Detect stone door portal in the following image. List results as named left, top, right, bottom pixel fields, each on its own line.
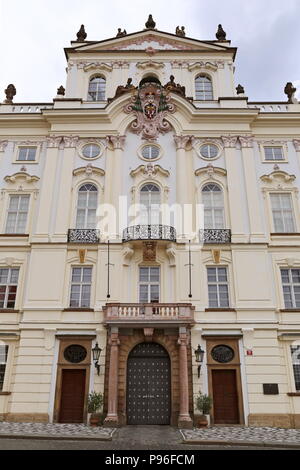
left=127, top=342, right=171, bottom=425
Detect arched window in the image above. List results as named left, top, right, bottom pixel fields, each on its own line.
left=140, top=184, right=161, bottom=224
left=195, top=75, right=213, bottom=100
left=87, top=76, right=106, bottom=101
left=76, top=184, right=98, bottom=229
left=202, top=184, right=225, bottom=228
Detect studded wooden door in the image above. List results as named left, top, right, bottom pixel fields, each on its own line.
left=127, top=342, right=171, bottom=425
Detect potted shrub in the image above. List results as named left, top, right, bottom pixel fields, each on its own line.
left=195, top=392, right=213, bottom=428
left=87, top=391, right=104, bottom=426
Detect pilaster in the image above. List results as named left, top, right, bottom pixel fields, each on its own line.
left=293, top=140, right=300, bottom=172
left=174, top=135, right=193, bottom=240
left=104, top=328, right=120, bottom=426
left=177, top=327, right=193, bottom=428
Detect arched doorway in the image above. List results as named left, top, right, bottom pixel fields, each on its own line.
left=127, top=342, right=171, bottom=425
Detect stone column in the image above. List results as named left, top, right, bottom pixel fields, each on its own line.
left=174, top=135, right=193, bottom=239
left=221, top=135, right=246, bottom=243
left=177, top=327, right=193, bottom=428
left=105, top=135, right=126, bottom=239
left=104, top=328, right=120, bottom=426
left=53, top=135, right=78, bottom=242
left=33, top=136, right=62, bottom=242
left=239, top=136, right=265, bottom=242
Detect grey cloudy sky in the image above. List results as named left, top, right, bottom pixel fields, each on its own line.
left=0, top=0, right=299, bottom=102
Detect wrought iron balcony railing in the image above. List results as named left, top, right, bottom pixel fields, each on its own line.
left=199, top=229, right=231, bottom=244
left=104, top=303, right=194, bottom=324
left=123, top=225, right=176, bottom=242
left=68, top=229, right=100, bottom=243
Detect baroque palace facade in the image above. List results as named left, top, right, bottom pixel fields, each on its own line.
left=0, top=16, right=300, bottom=428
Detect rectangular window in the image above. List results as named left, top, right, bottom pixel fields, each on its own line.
left=0, top=268, right=19, bottom=309
left=290, top=345, right=300, bottom=391
left=264, top=147, right=284, bottom=161
left=139, top=266, right=160, bottom=303
left=270, top=193, right=295, bottom=233
left=207, top=266, right=229, bottom=308
left=69, top=267, right=92, bottom=308
left=0, top=345, right=8, bottom=391
left=281, top=268, right=300, bottom=309
left=17, top=147, right=37, bottom=161
left=5, top=195, right=30, bottom=234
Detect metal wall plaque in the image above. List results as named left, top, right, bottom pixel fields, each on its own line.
left=211, top=345, right=234, bottom=363
left=64, top=344, right=87, bottom=363
left=263, top=384, right=279, bottom=395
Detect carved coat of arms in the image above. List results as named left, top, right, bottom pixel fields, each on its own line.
left=124, top=82, right=176, bottom=140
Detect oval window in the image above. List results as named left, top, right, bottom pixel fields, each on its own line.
left=200, top=144, right=219, bottom=159
left=211, top=345, right=234, bottom=363
left=141, top=145, right=160, bottom=161
left=82, top=144, right=101, bottom=159
left=64, top=344, right=87, bottom=363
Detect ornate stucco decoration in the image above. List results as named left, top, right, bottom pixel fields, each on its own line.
left=4, top=172, right=40, bottom=185
left=136, top=61, right=165, bottom=70
left=166, top=243, right=176, bottom=267
left=0, top=141, right=8, bottom=152
left=191, top=136, right=224, bottom=150
left=188, top=60, right=225, bottom=71
left=83, top=62, right=113, bottom=72
left=124, top=82, right=176, bottom=140
left=293, top=140, right=300, bottom=152
left=195, top=166, right=227, bottom=180
left=73, top=166, right=105, bottom=178
left=260, top=171, right=296, bottom=185
left=122, top=244, right=134, bottom=266
left=130, top=164, right=170, bottom=179
left=239, top=136, right=254, bottom=148
left=221, top=135, right=238, bottom=148
left=143, top=241, right=157, bottom=261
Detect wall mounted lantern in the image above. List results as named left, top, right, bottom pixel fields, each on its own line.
left=92, top=342, right=102, bottom=375
left=195, top=344, right=205, bottom=378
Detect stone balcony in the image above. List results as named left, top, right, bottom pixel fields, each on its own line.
left=103, top=303, right=194, bottom=326
left=122, top=225, right=176, bottom=242
left=67, top=229, right=100, bottom=243
left=199, top=228, right=231, bottom=244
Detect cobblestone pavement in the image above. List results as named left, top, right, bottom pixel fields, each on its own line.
left=181, top=426, right=300, bottom=446
left=0, top=422, right=114, bottom=439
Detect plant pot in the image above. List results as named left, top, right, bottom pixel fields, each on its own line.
left=197, top=414, right=208, bottom=428
left=89, top=413, right=101, bottom=427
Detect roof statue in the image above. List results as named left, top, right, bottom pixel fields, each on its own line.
left=76, top=24, right=87, bottom=41
left=216, top=24, right=226, bottom=41
left=57, top=85, right=65, bottom=96
left=145, top=14, right=156, bottom=29
left=112, top=78, right=136, bottom=99
left=236, top=84, right=245, bottom=95
left=284, top=82, right=297, bottom=103
left=116, top=28, right=127, bottom=37
left=175, top=26, right=186, bottom=37
left=4, top=84, right=16, bottom=104
left=164, top=75, right=186, bottom=97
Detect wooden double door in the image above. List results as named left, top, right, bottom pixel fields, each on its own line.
left=127, top=342, right=171, bottom=425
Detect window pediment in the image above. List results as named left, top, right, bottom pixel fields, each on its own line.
left=260, top=170, right=296, bottom=187
left=4, top=172, right=39, bottom=185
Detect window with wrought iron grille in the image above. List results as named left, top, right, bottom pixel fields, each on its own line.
left=207, top=266, right=229, bottom=308
left=281, top=268, right=300, bottom=309
left=0, top=345, right=8, bottom=391
left=195, top=75, right=213, bottom=100
left=264, top=146, right=284, bottom=161
left=87, top=76, right=106, bottom=101
left=70, top=267, right=92, bottom=308
left=139, top=266, right=160, bottom=303
left=17, top=147, right=37, bottom=161
left=290, top=345, right=300, bottom=391
left=0, top=268, right=19, bottom=309
left=202, top=184, right=225, bottom=229
left=76, top=184, right=98, bottom=229
left=270, top=193, right=296, bottom=233
left=5, top=195, right=30, bottom=234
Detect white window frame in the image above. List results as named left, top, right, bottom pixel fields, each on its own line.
left=138, top=266, right=160, bottom=303
left=87, top=76, right=106, bottom=101
left=69, top=266, right=93, bottom=308
left=263, top=146, right=284, bottom=162
left=13, top=143, right=42, bottom=164
left=207, top=266, right=230, bottom=308
left=75, top=184, right=98, bottom=229
left=290, top=345, right=300, bottom=391
left=0, top=267, right=19, bottom=309
left=139, top=183, right=161, bottom=225
left=201, top=183, right=225, bottom=229
left=281, top=268, right=300, bottom=309
left=258, top=141, right=288, bottom=163
left=270, top=192, right=296, bottom=233
left=5, top=194, right=30, bottom=234
left=0, top=344, right=9, bottom=391
left=195, top=75, right=213, bottom=101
